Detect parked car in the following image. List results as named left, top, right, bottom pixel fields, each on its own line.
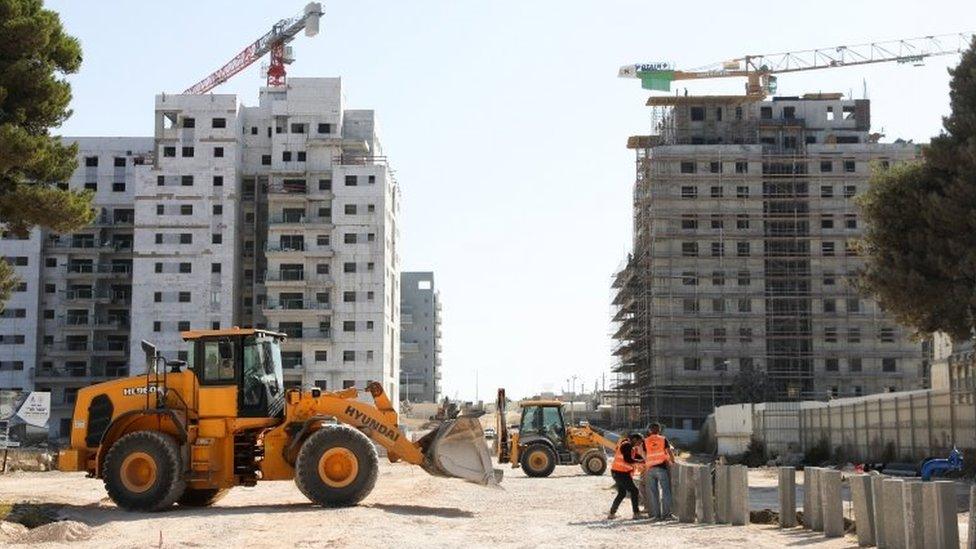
left=483, top=427, right=496, bottom=439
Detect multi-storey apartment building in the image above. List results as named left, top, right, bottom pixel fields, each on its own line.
left=400, top=272, right=442, bottom=403
left=0, top=137, right=153, bottom=436
left=0, top=78, right=401, bottom=438
left=611, top=93, right=929, bottom=431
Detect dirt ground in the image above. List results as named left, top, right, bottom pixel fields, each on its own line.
left=2, top=462, right=942, bottom=549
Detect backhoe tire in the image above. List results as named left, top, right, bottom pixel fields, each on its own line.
left=580, top=450, right=607, bottom=476
left=295, top=424, right=378, bottom=507
left=103, top=431, right=186, bottom=512
left=177, top=488, right=229, bottom=507
left=520, top=444, right=556, bottom=478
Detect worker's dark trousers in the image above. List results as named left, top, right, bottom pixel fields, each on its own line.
left=610, top=470, right=640, bottom=515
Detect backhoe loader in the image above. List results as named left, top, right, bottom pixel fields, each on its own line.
left=59, top=328, right=499, bottom=511
left=495, top=388, right=618, bottom=478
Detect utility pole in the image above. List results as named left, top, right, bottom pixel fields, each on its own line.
left=475, top=370, right=479, bottom=404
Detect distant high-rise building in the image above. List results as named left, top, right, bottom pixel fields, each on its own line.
left=610, top=93, right=929, bottom=431
left=400, top=272, right=441, bottom=403
left=0, top=78, right=402, bottom=437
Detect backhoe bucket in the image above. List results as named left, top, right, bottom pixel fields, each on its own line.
left=420, top=417, right=502, bottom=486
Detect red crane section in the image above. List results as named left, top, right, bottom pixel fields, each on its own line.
left=184, top=2, right=323, bottom=95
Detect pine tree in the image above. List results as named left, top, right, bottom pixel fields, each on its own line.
left=0, top=0, right=90, bottom=306
left=857, top=38, right=976, bottom=339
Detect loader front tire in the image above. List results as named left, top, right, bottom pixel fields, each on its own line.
left=103, top=431, right=186, bottom=512
left=520, top=444, right=556, bottom=477
left=177, top=488, right=229, bottom=507
left=580, top=450, right=607, bottom=476
left=295, top=424, right=378, bottom=507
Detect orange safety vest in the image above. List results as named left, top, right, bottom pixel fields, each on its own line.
left=611, top=439, right=634, bottom=473
left=644, top=434, right=669, bottom=467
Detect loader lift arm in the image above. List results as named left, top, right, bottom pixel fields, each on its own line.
left=281, top=382, right=498, bottom=485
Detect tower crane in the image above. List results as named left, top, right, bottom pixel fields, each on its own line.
left=619, top=32, right=974, bottom=98
left=183, top=2, right=324, bottom=95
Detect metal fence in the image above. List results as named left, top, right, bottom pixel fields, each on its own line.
left=798, top=387, right=975, bottom=462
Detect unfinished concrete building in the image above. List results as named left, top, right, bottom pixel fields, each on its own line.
left=399, top=271, right=442, bottom=403
left=611, top=94, right=930, bottom=431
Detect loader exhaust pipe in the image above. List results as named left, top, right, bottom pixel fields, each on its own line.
left=417, top=416, right=502, bottom=486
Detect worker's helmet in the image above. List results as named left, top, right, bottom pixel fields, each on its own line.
left=647, top=422, right=662, bottom=434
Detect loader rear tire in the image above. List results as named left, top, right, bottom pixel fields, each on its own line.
left=295, top=424, right=378, bottom=507
left=580, top=450, right=607, bottom=476
left=103, top=431, right=186, bottom=512
left=520, top=444, right=556, bottom=478
left=177, top=488, right=229, bottom=507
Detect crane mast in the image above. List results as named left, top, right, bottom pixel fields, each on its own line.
left=619, top=31, right=974, bottom=97
left=183, top=2, right=323, bottom=95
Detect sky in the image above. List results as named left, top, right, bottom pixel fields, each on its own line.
left=47, top=0, right=974, bottom=402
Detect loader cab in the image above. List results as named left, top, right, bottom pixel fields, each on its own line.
left=182, top=328, right=286, bottom=418
left=518, top=401, right=568, bottom=449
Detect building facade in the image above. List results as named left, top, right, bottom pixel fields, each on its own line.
left=0, top=78, right=401, bottom=438
left=400, top=272, right=441, bottom=403
left=611, top=93, right=929, bottom=431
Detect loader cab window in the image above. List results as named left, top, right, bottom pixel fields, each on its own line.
left=240, top=336, right=285, bottom=418
left=520, top=406, right=565, bottom=442
left=201, top=339, right=236, bottom=384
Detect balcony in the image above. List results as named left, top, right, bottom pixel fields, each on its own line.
left=265, top=299, right=332, bottom=311
left=268, top=215, right=333, bottom=228
left=65, top=263, right=132, bottom=279
left=263, top=272, right=333, bottom=286
left=265, top=244, right=334, bottom=257
left=46, top=340, right=129, bottom=356
left=276, top=328, right=332, bottom=344
left=34, top=364, right=129, bottom=383
left=64, top=289, right=130, bottom=305
left=401, top=342, right=420, bottom=353
left=91, top=215, right=134, bottom=228
left=47, top=240, right=132, bottom=253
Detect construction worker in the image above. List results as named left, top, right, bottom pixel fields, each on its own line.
left=643, top=422, right=676, bottom=520
left=608, top=433, right=644, bottom=520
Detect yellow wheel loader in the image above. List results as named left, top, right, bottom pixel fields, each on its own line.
left=59, top=328, right=500, bottom=511
left=495, top=388, right=618, bottom=478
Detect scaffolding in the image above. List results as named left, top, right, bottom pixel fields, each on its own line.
left=610, top=94, right=929, bottom=430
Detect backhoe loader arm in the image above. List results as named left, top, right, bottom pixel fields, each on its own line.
left=285, top=382, right=424, bottom=465
left=573, top=424, right=620, bottom=451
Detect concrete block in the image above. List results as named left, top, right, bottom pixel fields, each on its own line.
left=715, top=464, right=730, bottom=524
left=902, top=481, right=924, bottom=549
left=820, top=469, right=844, bottom=538
left=807, top=468, right=824, bottom=531
left=778, top=467, right=797, bottom=528
left=802, top=467, right=815, bottom=529
left=677, top=464, right=697, bottom=523
left=849, top=474, right=876, bottom=547
left=882, top=478, right=906, bottom=549
left=871, top=474, right=888, bottom=548
left=695, top=464, right=715, bottom=523
left=668, top=463, right=681, bottom=516
left=922, top=481, right=959, bottom=549
left=968, top=484, right=976, bottom=549
left=729, top=464, right=749, bottom=526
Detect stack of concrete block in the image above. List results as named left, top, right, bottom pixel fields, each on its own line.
left=728, top=464, right=749, bottom=525
left=903, top=480, right=925, bottom=549
left=870, top=474, right=887, bottom=547
left=778, top=467, right=797, bottom=528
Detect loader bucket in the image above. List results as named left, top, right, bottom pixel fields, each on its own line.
left=419, top=417, right=502, bottom=486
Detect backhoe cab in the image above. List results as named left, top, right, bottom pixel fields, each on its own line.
left=59, top=328, right=500, bottom=512
left=495, top=388, right=618, bottom=478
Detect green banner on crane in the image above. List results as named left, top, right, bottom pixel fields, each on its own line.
left=637, top=71, right=675, bottom=92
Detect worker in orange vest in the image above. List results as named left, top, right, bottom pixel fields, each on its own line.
left=608, top=433, right=644, bottom=520
left=643, top=422, right=676, bottom=520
